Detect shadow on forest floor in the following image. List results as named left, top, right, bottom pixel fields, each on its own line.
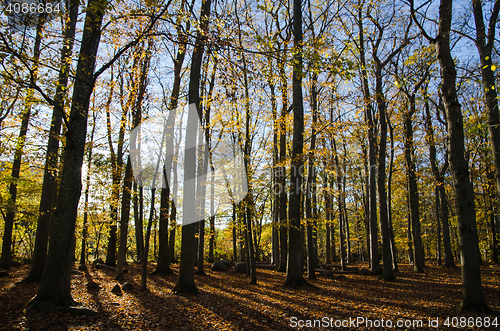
left=0, top=261, right=499, bottom=330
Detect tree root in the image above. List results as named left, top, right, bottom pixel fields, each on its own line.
left=173, top=282, right=199, bottom=295
left=26, top=298, right=97, bottom=316
left=284, top=276, right=310, bottom=288
left=151, top=266, right=175, bottom=276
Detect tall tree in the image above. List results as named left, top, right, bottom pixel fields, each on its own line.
left=411, top=0, right=489, bottom=312
left=472, top=0, right=500, bottom=205
left=369, top=6, right=411, bottom=281
left=423, top=93, right=454, bottom=267
left=393, top=55, right=429, bottom=273
left=79, top=110, right=97, bottom=270
left=174, top=0, right=212, bottom=295
left=154, top=0, right=190, bottom=274
left=26, top=0, right=108, bottom=312
left=118, top=43, right=152, bottom=280
left=0, top=14, right=45, bottom=270
left=284, top=0, right=308, bottom=288
left=356, top=1, right=379, bottom=273
left=26, top=2, right=78, bottom=281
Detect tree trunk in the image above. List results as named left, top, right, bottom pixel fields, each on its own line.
left=246, top=198, right=257, bottom=284
left=333, top=139, right=347, bottom=271
left=155, top=15, right=188, bottom=273
left=407, top=192, right=414, bottom=264
left=79, top=111, right=97, bottom=270
left=169, top=204, right=177, bottom=263
left=174, top=0, right=212, bottom=295
left=404, top=97, right=424, bottom=273
left=473, top=0, right=500, bottom=214
left=423, top=92, right=454, bottom=268
left=374, top=65, right=395, bottom=281
left=358, top=6, right=379, bottom=273
left=387, top=117, right=398, bottom=272
left=284, top=0, right=308, bottom=288
left=436, top=185, right=442, bottom=266
left=134, top=182, right=144, bottom=261
left=0, top=14, right=45, bottom=270
left=152, top=183, right=173, bottom=275
left=104, top=72, right=118, bottom=267
left=342, top=152, right=350, bottom=264
left=26, top=0, right=105, bottom=311
left=232, top=203, right=237, bottom=261
left=324, top=168, right=331, bottom=265
left=116, top=157, right=133, bottom=280
left=427, top=0, right=488, bottom=311
left=27, top=4, right=78, bottom=280
left=306, top=73, right=318, bottom=279
left=276, top=52, right=288, bottom=273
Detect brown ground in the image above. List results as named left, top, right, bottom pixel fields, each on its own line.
left=0, top=261, right=499, bottom=330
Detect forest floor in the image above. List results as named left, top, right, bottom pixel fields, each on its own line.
left=0, top=261, right=499, bottom=330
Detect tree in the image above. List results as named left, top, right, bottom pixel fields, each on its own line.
left=423, top=90, right=455, bottom=268
left=117, top=43, right=152, bottom=280
left=472, top=0, right=500, bottom=205
left=174, top=0, right=212, bottom=295
left=0, top=13, right=45, bottom=270
left=153, top=0, right=189, bottom=274
left=27, top=1, right=79, bottom=281
left=356, top=0, right=379, bottom=273
left=369, top=4, right=411, bottom=281
left=79, top=110, right=98, bottom=270
left=26, top=0, right=108, bottom=312
left=284, top=0, right=308, bottom=288
left=411, top=0, right=489, bottom=312
left=393, top=49, right=430, bottom=273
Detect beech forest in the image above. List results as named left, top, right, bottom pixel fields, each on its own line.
left=1, top=0, right=500, bottom=330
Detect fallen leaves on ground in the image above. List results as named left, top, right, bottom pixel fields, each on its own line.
left=0, top=261, right=499, bottom=330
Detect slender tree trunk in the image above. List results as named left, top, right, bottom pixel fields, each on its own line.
left=487, top=170, right=499, bottom=263
left=168, top=106, right=184, bottom=264
left=116, top=157, right=133, bottom=280
left=404, top=97, right=424, bottom=273
left=196, top=56, right=217, bottom=275
left=325, top=168, right=331, bottom=265
left=174, top=0, right=212, bottom=295
left=169, top=204, right=177, bottom=263
left=134, top=182, right=144, bottom=261
left=153, top=181, right=173, bottom=275
left=436, top=186, right=442, bottom=266
left=79, top=111, right=97, bottom=270
left=246, top=197, right=257, bottom=284
left=374, top=63, right=395, bottom=281
left=0, top=14, right=45, bottom=270
left=407, top=192, right=414, bottom=264
left=358, top=6, right=379, bottom=273
left=342, top=152, right=350, bottom=264
left=333, top=139, right=346, bottom=271
left=423, top=94, right=454, bottom=267
left=473, top=0, right=500, bottom=210
left=104, top=72, right=118, bottom=267
left=232, top=203, right=237, bottom=261
left=276, top=53, right=288, bottom=273
left=387, top=117, right=398, bottom=272
left=306, top=73, right=318, bottom=279
left=284, top=0, right=307, bottom=288
left=156, top=14, right=188, bottom=273
left=208, top=174, right=216, bottom=262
